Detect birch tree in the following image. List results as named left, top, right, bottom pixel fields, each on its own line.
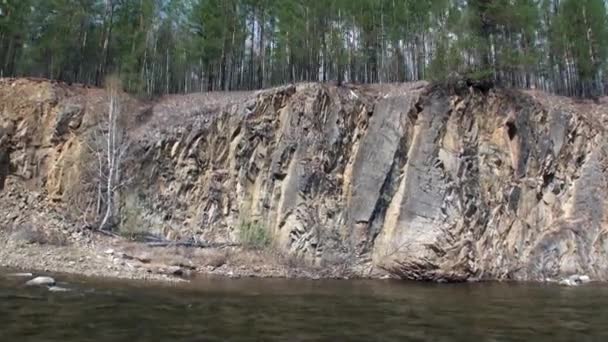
left=88, top=76, right=130, bottom=231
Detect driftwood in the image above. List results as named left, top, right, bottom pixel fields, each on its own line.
left=146, top=241, right=241, bottom=249
left=82, top=223, right=238, bottom=249
left=82, top=224, right=122, bottom=238
left=97, top=229, right=122, bottom=238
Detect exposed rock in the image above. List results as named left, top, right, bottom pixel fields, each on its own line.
left=579, top=275, right=591, bottom=283
left=165, top=266, right=192, bottom=278
left=0, top=146, right=8, bottom=191
left=53, top=104, right=83, bottom=142
left=134, top=254, right=152, bottom=264
left=3, top=78, right=608, bottom=282
left=26, top=276, right=56, bottom=287
left=559, top=275, right=591, bottom=287
left=48, top=286, right=71, bottom=292
left=0, top=121, right=11, bottom=191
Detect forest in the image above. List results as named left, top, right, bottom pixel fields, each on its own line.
left=1, top=0, right=607, bottom=97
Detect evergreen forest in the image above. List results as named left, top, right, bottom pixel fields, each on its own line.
left=1, top=0, right=607, bottom=97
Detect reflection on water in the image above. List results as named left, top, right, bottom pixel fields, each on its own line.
left=1, top=270, right=607, bottom=341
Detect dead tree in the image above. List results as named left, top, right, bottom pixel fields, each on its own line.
left=87, top=76, right=130, bottom=231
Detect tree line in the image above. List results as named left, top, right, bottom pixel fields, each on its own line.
left=1, top=0, right=607, bottom=97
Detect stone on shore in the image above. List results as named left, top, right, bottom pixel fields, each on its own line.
left=48, top=286, right=70, bottom=292
left=25, top=276, right=56, bottom=287
left=559, top=275, right=591, bottom=286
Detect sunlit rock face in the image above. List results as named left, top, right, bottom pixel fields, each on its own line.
left=2, top=77, right=608, bottom=282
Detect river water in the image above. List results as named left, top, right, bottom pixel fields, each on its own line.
left=1, top=271, right=607, bottom=341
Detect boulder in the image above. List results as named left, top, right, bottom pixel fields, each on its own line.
left=559, top=275, right=591, bottom=286
left=53, top=104, right=83, bottom=140
left=166, top=266, right=193, bottom=278
left=25, top=276, right=56, bottom=287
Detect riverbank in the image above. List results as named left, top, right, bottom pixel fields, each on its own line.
left=0, top=225, right=353, bottom=282
left=0, top=178, right=353, bottom=282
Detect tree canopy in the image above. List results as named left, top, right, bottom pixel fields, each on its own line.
left=1, top=0, right=607, bottom=97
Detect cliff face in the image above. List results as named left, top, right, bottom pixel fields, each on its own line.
left=2, top=78, right=608, bottom=282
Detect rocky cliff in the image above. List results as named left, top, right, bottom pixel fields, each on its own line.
left=2, top=78, right=608, bottom=282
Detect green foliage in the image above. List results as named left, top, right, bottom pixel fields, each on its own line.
left=551, top=0, right=608, bottom=95
left=428, top=38, right=464, bottom=82
left=238, top=221, right=271, bottom=250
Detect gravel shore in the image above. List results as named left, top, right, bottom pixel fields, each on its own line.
left=0, top=227, right=348, bottom=283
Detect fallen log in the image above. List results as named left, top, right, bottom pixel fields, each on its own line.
left=146, top=241, right=241, bottom=249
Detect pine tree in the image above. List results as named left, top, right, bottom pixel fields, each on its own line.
left=1, top=0, right=608, bottom=98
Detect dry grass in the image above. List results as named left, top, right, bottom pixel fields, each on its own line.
left=115, top=242, right=234, bottom=269
left=237, top=221, right=271, bottom=250
left=202, top=249, right=230, bottom=268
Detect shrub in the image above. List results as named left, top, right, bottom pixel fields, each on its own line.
left=9, top=224, right=68, bottom=246
left=10, top=225, right=46, bottom=245
left=119, top=202, right=150, bottom=240
left=204, top=249, right=230, bottom=268
left=238, top=221, right=271, bottom=250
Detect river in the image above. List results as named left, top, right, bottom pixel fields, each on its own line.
left=1, top=270, right=607, bottom=341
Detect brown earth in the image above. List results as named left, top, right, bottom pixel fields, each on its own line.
left=2, top=77, right=608, bottom=282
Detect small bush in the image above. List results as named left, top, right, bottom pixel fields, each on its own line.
left=238, top=221, right=271, bottom=250
left=10, top=225, right=46, bottom=245
left=204, top=250, right=230, bottom=268
left=45, top=230, right=69, bottom=246
left=9, top=224, right=68, bottom=246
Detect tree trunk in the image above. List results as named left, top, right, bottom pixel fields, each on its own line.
left=249, top=6, right=256, bottom=89
left=258, top=9, right=265, bottom=89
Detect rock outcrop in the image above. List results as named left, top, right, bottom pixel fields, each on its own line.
left=2, top=77, right=608, bottom=282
